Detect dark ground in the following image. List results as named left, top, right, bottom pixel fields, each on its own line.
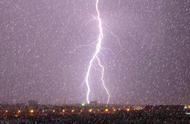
left=0, top=110, right=190, bottom=124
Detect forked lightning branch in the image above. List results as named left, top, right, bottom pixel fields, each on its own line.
left=85, top=0, right=110, bottom=104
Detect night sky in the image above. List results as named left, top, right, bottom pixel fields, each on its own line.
left=0, top=0, right=190, bottom=105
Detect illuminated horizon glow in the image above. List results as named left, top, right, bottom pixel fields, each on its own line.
left=85, top=0, right=110, bottom=104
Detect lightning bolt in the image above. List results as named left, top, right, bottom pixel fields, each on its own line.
left=85, top=0, right=110, bottom=104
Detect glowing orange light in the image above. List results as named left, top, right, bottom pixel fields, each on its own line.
left=188, top=105, right=190, bottom=109
left=30, top=109, right=34, bottom=113
left=184, top=105, right=190, bottom=109
left=17, top=110, right=21, bottom=113
left=88, top=109, right=93, bottom=113
left=126, top=108, right=130, bottom=112
left=105, top=108, right=109, bottom=112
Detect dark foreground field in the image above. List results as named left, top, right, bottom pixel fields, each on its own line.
left=0, top=105, right=190, bottom=124
left=1, top=111, right=190, bottom=124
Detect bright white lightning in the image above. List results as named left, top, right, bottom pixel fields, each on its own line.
left=85, top=0, right=110, bottom=104
left=96, top=56, right=110, bottom=104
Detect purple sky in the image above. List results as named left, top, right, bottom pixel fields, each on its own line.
left=0, top=0, right=190, bottom=105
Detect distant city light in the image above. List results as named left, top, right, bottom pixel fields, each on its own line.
left=134, top=106, right=144, bottom=111
left=88, top=109, right=93, bottom=113
left=113, top=108, right=116, bottom=112
left=17, top=110, right=21, bottom=113
left=80, top=109, right=83, bottom=112
left=126, top=108, right=130, bottom=112
left=71, top=109, right=75, bottom=113
left=81, top=103, right=85, bottom=106
left=30, top=109, right=34, bottom=113
left=184, top=106, right=188, bottom=109
left=186, top=112, right=190, bottom=115
left=184, top=105, right=190, bottom=109
left=105, top=108, right=109, bottom=112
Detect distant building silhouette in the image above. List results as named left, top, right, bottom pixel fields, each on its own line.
left=28, top=100, right=38, bottom=106
left=90, top=101, right=98, bottom=106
